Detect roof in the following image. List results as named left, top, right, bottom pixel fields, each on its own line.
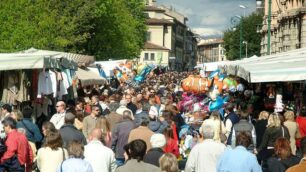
left=143, top=42, right=169, bottom=50
left=146, top=18, right=173, bottom=25
left=145, top=6, right=165, bottom=12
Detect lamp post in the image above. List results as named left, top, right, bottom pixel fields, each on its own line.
left=243, top=41, right=248, bottom=58
left=231, top=15, right=243, bottom=59
left=239, top=5, right=247, bottom=17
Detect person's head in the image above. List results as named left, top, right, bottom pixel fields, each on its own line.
left=125, top=94, right=132, bottom=104
left=267, top=112, right=281, bottom=128
left=91, top=95, right=99, bottom=104
left=140, top=116, right=150, bottom=127
left=11, top=109, right=23, bottom=121
left=88, top=128, right=103, bottom=142
left=108, top=102, right=119, bottom=112
left=159, top=153, right=179, bottom=172
left=225, top=103, right=234, bottom=113
left=96, top=117, right=111, bottom=133
left=122, top=110, right=132, bottom=120
left=149, top=88, right=156, bottom=96
left=284, top=111, right=295, bottom=122
left=2, top=104, right=12, bottom=114
left=239, top=110, right=249, bottom=120
left=56, top=101, right=66, bottom=113
left=125, top=139, right=147, bottom=162
left=22, top=106, right=33, bottom=119
left=2, top=117, right=16, bottom=134
left=258, top=111, right=269, bottom=120
left=42, top=121, right=56, bottom=136
left=67, top=141, right=84, bottom=159
left=274, top=137, right=292, bottom=160
left=136, top=93, right=143, bottom=102
left=142, top=103, right=151, bottom=112
left=44, top=131, right=63, bottom=150
left=301, top=137, right=306, bottom=157
left=75, top=99, right=85, bottom=111
left=64, top=112, right=75, bottom=125
left=120, top=99, right=128, bottom=107
left=91, top=105, right=101, bottom=116
left=66, top=99, right=76, bottom=110
left=150, top=133, right=166, bottom=148
left=210, top=110, right=221, bottom=120
left=201, top=123, right=214, bottom=140
left=236, top=132, right=251, bottom=148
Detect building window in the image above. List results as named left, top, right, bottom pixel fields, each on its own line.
left=146, top=32, right=151, bottom=41
left=150, top=53, right=155, bottom=60
left=144, top=53, right=149, bottom=60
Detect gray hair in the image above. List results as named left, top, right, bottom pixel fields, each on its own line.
left=123, top=110, right=132, bottom=120
left=201, top=124, right=215, bottom=139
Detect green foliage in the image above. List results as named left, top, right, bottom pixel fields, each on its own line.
left=0, top=0, right=147, bottom=60
left=223, top=13, right=263, bottom=60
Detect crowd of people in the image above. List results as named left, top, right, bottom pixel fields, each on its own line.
left=0, top=71, right=305, bottom=172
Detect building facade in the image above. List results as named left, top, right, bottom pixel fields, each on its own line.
left=260, top=0, right=306, bottom=55
left=139, top=0, right=197, bottom=71
left=197, top=39, right=226, bottom=63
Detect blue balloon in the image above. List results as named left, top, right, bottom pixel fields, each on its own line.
left=208, top=69, right=220, bottom=79
left=134, top=75, right=144, bottom=82
left=209, top=96, right=224, bottom=112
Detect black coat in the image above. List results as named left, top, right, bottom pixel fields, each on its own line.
left=59, top=124, right=87, bottom=148
left=267, top=155, right=300, bottom=172
left=143, top=148, right=164, bottom=167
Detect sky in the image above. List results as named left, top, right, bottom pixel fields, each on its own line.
left=156, top=0, right=257, bottom=38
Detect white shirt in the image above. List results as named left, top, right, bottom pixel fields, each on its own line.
left=50, top=112, right=66, bottom=130
left=37, top=70, right=57, bottom=98
left=185, top=139, right=226, bottom=172
left=84, top=140, right=117, bottom=172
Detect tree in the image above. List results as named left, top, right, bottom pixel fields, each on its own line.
left=0, top=0, right=147, bottom=60
left=85, top=0, right=146, bottom=60
left=223, top=13, right=263, bottom=60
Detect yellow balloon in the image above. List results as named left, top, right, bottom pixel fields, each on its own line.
left=137, top=64, right=146, bottom=74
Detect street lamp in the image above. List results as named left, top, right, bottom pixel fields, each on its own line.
left=239, top=5, right=247, bottom=17
left=243, top=41, right=248, bottom=58
left=231, top=15, right=242, bottom=59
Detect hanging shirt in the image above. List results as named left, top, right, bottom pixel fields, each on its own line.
left=58, top=72, right=70, bottom=99
left=37, top=70, right=57, bottom=98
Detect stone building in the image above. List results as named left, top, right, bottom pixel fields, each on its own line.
left=197, top=39, right=226, bottom=63
left=259, top=0, right=306, bottom=55
left=140, top=0, right=198, bottom=71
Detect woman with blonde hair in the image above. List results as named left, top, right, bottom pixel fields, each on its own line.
left=95, top=116, right=112, bottom=147
left=159, top=153, right=179, bottom=172
left=255, top=111, right=269, bottom=149
left=201, top=110, right=226, bottom=142
left=256, top=113, right=290, bottom=163
left=283, top=111, right=300, bottom=155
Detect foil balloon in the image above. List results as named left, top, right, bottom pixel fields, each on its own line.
left=237, top=83, right=244, bottom=92
left=137, top=64, right=146, bottom=74
left=208, top=69, right=220, bottom=79
left=209, top=96, right=225, bottom=112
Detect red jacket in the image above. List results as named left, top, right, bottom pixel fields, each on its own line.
left=296, top=116, right=306, bottom=147
left=164, top=138, right=179, bottom=158
left=0, top=129, right=33, bottom=167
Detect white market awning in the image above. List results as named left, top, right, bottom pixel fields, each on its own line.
left=75, top=68, right=107, bottom=86
left=0, top=54, right=58, bottom=71
left=224, top=48, right=306, bottom=83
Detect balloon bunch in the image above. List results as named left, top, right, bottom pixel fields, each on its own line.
left=134, top=64, right=155, bottom=83
left=180, top=69, right=245, bottom=113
